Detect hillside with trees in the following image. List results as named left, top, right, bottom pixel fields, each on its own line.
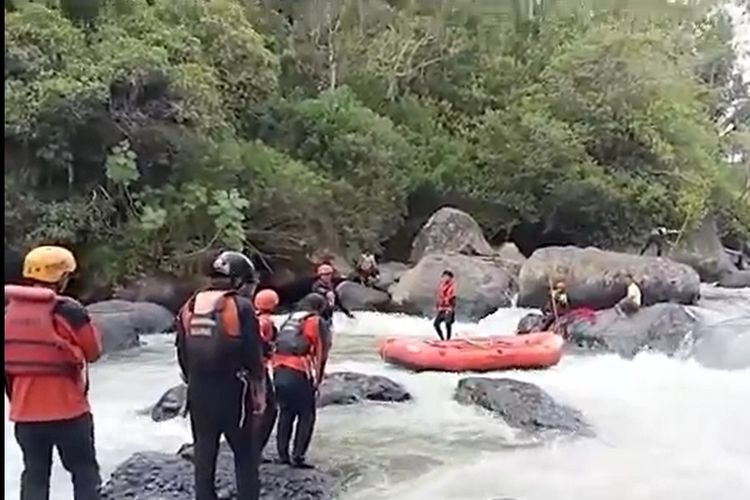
left=4, top=0, right=750, bottom=292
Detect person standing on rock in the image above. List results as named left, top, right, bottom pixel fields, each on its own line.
left=541, top=281, right=570, bottom=332
left=272, top=293, right=331, bottom=469
left=353, top=251, right=380, bottom=288
left=434, top=269, right=456, bottom=341
left=176, top=251, right=266, bottom=500
left=4, top=245, right=103, bottom=500
left=639, top=226, right=680, bottom=257
left=312, top=263, right=355, bottom=328
left=253, top=288, right=280, bottom=462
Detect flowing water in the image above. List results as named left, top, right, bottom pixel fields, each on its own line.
left=4, top=291, right=750, bottom=500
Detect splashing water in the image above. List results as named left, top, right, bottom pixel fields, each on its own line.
left=4, top=297, right=750, bottom=500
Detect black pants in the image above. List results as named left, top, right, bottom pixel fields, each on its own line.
left=188, top=377, right=260, bottom=500
left=434, top=310, right=455, bottom=341
left=14, top=412, right=101, bottom=500
left=639, top=237, right=665, bottom=257
left=255, top=370, right=277, bottom=458
left=274, top=367, right=316, bottom=462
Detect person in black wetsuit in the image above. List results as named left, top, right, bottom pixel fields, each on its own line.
left=176, top=251, right=266, bottom=500
left=272, top=293, right=331, bottom=469
left=311, top=263, right=354, bottom=328
left=639, top=226, right=680, bottom=257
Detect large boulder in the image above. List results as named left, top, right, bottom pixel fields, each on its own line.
left=86, top=300, right=176, bottom=354
left=335, top=281, right=391, bottom=312
left=149, top=373, right=410, bottom=422
left=690, top=314, right=750, bottom=370
left=376, top=261, right=410, bottom=290
left=454, top=377, right=593, bottom=437
left=101, top=445, right=337, bottom=500
left=518, top=246, right=700, bottom=310
left=391, top=252, right=515, bottom=321
left=114, top=275, right=208, bottom=314
left=717, top=270, right=750, bottom=289
left=565, top=303, right=697, bottom=357
left=670, top=215, right=736, bottom=282
left=317, top=371, right=411, bottom=407
left=410, top=207, right=493, bottom=263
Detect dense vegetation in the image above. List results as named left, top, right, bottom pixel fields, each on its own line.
left=5, top=0, right=750, bottom=289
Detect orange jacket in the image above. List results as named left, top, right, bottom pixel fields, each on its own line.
left=5, top=286, right=102, bottom=423
left=436, top=278, right=456, bottom=311
left=272, top=315, right=326, bottom=386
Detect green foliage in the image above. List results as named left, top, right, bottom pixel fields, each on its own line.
left=4, top=0, right=749, bottom=291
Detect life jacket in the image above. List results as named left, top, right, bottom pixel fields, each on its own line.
left=182, top=290, right=244, bottom=375
left=4, top=285, right=84, bottom=377
left=436, top=279, right=455, bottom=311
left=275, top=311, right=316, bottom=356
left=257, top=313, right=276, bottom=363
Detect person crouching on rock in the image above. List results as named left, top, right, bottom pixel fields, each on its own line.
left=176, top=251, right=266, bottom=500
left=434, top=270, right=456, bottom=341
left=253, top=288, right=280, bottom=463
left=312, top=263, right=355, bottom=329
left=615, top=274, right=642, bottom=316
left=272, top=293, right=332, bottom=469
left=5, top=246, right=103, bottom=500
left=542, top=281, right=570, bottom=332
left=353, top=251, right=380, bottom=287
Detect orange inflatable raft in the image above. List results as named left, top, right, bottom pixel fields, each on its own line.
left=378, top=332, right=564, bottom=372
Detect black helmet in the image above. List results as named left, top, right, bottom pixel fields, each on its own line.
left=211, top=251, right=257, bottom=289
left=300, top=292, right=327, bottom=313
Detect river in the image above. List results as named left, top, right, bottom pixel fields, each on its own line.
left=4, top=288, right=750, bottom=500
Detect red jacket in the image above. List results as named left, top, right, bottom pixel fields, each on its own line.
left=273, top=315, right=327, bottom=386
left=436, top=278, right=456, bottom=312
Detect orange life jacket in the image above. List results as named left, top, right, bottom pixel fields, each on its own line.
left=4, top=285, right=84, bottom=377
left=257, top=313, right=276, bottom=365
left=181, top=290, right=244, bottom=375
left=273, top=313, right=321, bottom=384
left=436, top=278, right=456, bottom=311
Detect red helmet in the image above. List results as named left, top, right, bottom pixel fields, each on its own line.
left=317, top=264, right=334, bottom=276
left=254, top=289, right=279, bottom=312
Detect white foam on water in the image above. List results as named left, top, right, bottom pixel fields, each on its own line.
left=5, top=301, right=750, bottom=500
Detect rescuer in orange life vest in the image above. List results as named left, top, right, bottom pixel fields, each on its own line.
left=434, top=269, right=456, bottom=341
left=252, top=288, right=280, bottom=462
left=4, top=245, right=103, bottom=500
left=176, top=251, right=266, bottom=500
left=272, top=293, right=332, bottom=469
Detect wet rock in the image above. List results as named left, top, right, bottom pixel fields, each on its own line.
left=335, top=281, right=391, bottom=312
left=495, top=242, right=526, bottom=280
left=114, top=275, right=208, bottom=314
left=317, top=372, right=411, bottom=407
left=516, top=312, right=546, bottom=334
left=151, top=384, right=188, bottom=422
left=518, top=246, right=700, bottom=310
left=454, top=377, right=593, bottom=437
left=410, top=207, right=494, bottom=263
left=391, top=252, right=515, bottom=321
left=717, top=270, right=750, bottom=289
left=150, top=372, right=410, bottom=422
left=669, top=215, right=737, bottom=282
left=101, top=445, right=337, bottom=500
left=690, top=315, right=750, bottom=371
left=376, top=261, right=410, bottom=290
left=87, top=299, right=176, bottom=354
left=565, top=303, right=697, bottom=357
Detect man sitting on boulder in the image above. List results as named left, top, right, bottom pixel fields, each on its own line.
left=639, top=226, right=680, bottom=257
left=352, top=251, right=381, bottom=289
left=615, top=274, right=642, bottom=316
left=541, top=281, right=570, bottom=332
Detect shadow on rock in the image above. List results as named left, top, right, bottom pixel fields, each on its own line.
left=454, top=377, right=593, bottom=438
left=102, top=443, right=342, bottom=500
left=149, top=372, right=411, bottom=422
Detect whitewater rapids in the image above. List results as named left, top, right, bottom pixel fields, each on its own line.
left=4, top=291, right=750, bottom=500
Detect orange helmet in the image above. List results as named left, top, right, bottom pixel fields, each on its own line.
left=254, top=289, right=279, bottom=312
left=317, top=264, right=334, bottom=276
left=23, top=246, right=77, bottom=284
